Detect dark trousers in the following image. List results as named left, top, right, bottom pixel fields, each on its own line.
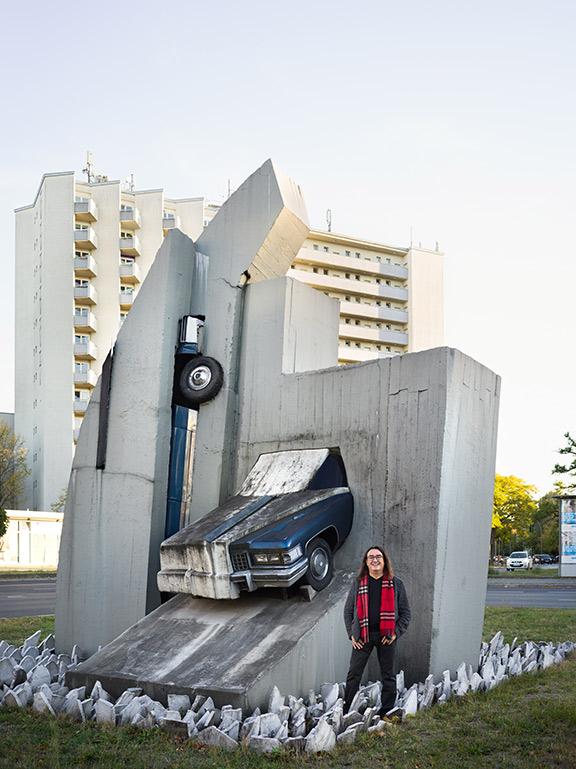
left=344, top=632, right=397, bottom=714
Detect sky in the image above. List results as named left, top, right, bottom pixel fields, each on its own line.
left=0, top=0, right=574, bottom=494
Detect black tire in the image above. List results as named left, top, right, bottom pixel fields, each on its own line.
left=303, top=537, right=333, bottom=592
left=178, top=356, right=224, bottom=406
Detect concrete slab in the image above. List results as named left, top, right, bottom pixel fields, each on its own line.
left=67, top=572, right=353, bottom=710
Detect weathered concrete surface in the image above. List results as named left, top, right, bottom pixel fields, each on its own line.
left=188, top=160, right=310, bottom=522
left=228, top=276, right=500, bottom=682
left=56, top=230, right=205, bottom=654
left=56, top=161, right=310, bottom=655
left=67, top=572, right=353, bottom=710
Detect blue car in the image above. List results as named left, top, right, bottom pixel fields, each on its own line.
left=158, top=448, right=354, bottom=598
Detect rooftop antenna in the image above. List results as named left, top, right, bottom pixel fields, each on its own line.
left=435, top=241, right=439, bottom=252
left=83, top=151, right=94, bottom=183
left=227, top=179, right=231, bottom=199
left=409, top=225, right=413, bottom=247
left=326, top=209, right=332, bottom=233
left=129, top=172, right=135, bottom=192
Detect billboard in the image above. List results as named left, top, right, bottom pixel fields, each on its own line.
left=560, top=498, right=576, bottom=564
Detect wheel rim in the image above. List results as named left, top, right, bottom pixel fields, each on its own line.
left=188, top=365, right=212, bottom=391
left=309, top=547, right=329, bottom=581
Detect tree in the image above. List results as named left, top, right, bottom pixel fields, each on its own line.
left=0, top=423, right=31, bottom=538
left=531, top=481, right=565, bottom=555
left=492, top=474, right=537, bottom=553
left=553, top=432, right=576, bottom=490
left=51, top=487, right=68, bottom=513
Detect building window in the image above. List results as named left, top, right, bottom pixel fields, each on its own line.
left=313, top=244, right=319, bottom=250
left=355, top=252, right=361, bottom=258
left=345, top=250, right=351, bottom=257
left=75, top=279, right=89, bottom=287
left=312, top=267, right=318, bottom=273
left=355, top=275, right=360, bottom=280
left=323, top=269, right=328, bottom=275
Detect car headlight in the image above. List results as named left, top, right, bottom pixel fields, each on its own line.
left=282, top=545, right=303, bottom=563
left=252, top=552, right=282, bottom=564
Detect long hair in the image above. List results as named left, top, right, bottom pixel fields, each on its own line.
left=357, top=545, right=394, bottom=580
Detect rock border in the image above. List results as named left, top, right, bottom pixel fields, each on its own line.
left=0, top=631, right=574, bottom=753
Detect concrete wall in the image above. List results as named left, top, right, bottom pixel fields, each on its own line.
left=56, top=230, right=204, bottom=653
left=231, top=276, right=499, bottom=682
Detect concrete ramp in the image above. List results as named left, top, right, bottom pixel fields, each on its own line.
left=67, top=572, right=353, bottom=710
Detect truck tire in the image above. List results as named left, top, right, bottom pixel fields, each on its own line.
left=304, top=537, right=333, bottom=592
left=178, top=356, right=224, bottom=406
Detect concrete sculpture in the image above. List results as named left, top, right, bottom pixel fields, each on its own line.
left=57, top=160, right=500, bottom=709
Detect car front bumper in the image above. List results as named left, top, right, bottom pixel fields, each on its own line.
left=231, top=556, right=309, bottom=591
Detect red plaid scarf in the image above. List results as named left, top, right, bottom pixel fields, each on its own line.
left=356, top=574, right=395, bottom=642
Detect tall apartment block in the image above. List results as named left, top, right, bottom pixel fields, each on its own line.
left=15, top=171, right=443, bottom=510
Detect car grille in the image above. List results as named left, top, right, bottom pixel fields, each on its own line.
left=231, top=551, right=250, bottom=572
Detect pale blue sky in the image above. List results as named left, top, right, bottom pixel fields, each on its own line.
left=1, top=0, right=575, bottom=493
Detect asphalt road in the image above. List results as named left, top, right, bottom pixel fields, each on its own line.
left=0, top=577, right=575, bottom=618
left=0, top=578, right=57, bottom=617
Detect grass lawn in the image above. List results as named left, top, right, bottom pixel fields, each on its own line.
left=0, top=566, right=57, bottom=579
left=1, top=609, right=575, bottom=769
left=488, top=567, right=560, bottom=578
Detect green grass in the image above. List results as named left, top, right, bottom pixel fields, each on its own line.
left=488, top=567, right=560, bottom=578
left=1, top=611, right=575, bottom=769
left=0, top=566, right=57, bottom=579
left=483, top=607, right=576, bottom=645
left=0, top=615, right=55, bottom=645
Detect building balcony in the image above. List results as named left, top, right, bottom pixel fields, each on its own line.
left=162, top=213, right=181, bottom=233
left=74, top=227, right=98, bottom=250
left=287, top=268, right=408, bottom=303
left=119, top=234, right=141, bottom=256
left=74, top=341, right=97, bottom=360
left=74, top=284, right=98, bottom=305
left=339, top=324, right=409, bottom=347
left=295, top=246, right=409, bottom=281
left=119, top=290, right=135, bottom=308
left=119, top=261, right=141, bottom=284
left=338, top=346, right=397, bottom=364
left=74, top=399, right=88, bottom=415
left=120, top=207, right=141, bottom=229
left=338, top=299, right=408, bottom=324
left=74, top=198, right=98, bottom=222
left=74, top=311, right=97, bottom=333
left=74, top=254, right=97, bottom=278
left=74, top=369, right=97, bottom=388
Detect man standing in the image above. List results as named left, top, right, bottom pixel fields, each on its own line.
left=343, top=545, right=411, bottom=715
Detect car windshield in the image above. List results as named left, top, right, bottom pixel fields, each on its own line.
left=509, top=552, right=528, bottom=558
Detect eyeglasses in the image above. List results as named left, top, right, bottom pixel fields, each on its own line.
left=367, top=555, right=383, bottom=562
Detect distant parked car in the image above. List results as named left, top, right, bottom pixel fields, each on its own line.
left=506, top=551, right=533, bottom=571
left=533, top=554, right=553, bottom=565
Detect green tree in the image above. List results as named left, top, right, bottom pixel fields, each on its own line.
left=553, top=432, right=576, bottom=490
left=51, top=487, right=68, bottom=513
left=531, top=481, right=564, bottom=555
left=0, top=423, right=31, bottom=538
left=492, top=474, right=537, bottom=553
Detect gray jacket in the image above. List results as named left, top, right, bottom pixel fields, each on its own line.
left=343, top=575, right=411, bottom=640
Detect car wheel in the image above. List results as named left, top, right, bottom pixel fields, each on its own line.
left=304, top=538, right=333, bottom=592
left=178, top=356, right=224, bottom=406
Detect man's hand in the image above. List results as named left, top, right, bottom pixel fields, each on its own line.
left=381, top=633, right=397, bottom=645
left=351, top=636, right=364, bottom=650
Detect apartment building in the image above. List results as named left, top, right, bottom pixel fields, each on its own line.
left=290, top=230, right=443, bottom=363
left=15, top=171, right=443, bottom=510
